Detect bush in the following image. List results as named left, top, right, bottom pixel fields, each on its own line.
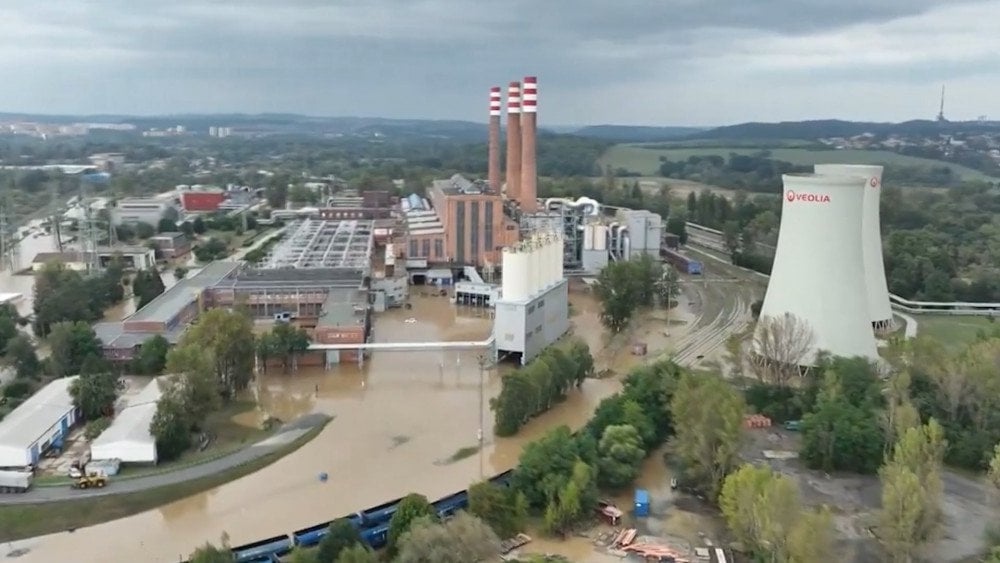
left=85, top=417, right=112, bottom=440
left=2, top=380, right=34, bottom=399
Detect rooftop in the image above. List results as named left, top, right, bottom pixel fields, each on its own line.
left=432, top=173, right=492, bottom=196
left=219, top=266, right=365, bottom=290
left=316, top=288, right=368, bottom=328
left=260, top=218, right=373, bottom=270
left=126, top=261, right=240, bottom=324
left=90, top=378, right=163, bottom=454
left=0, top=376, right=78, bottom=464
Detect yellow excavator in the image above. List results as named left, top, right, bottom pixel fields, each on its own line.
left=71, top=473, right=108, bottom=490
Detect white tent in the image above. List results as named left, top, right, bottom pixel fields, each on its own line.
left=90, top=378, right=163, bottom=464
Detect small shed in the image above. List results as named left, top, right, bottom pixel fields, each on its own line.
left=633, top=488, right=650, bottom=517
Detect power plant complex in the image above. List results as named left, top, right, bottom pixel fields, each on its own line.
left=754, top=164, right=894, bottom=367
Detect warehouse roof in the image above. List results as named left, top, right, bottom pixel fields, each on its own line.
left=90, top=379, right=163, bottom=461
left=126, top=261, right=239, bottom=324
left=0, top=377, right=78, bottom=466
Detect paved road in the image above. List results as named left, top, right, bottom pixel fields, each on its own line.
left=895, top=311, right=919, bottom=338
left=0, top=415, right=327, bottom=505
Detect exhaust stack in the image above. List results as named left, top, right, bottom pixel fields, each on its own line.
left=519, top=75, right=537, bottom=212
left=505, top=81, right=522, bottom=201
left=488, top=86, right=501, bottom=192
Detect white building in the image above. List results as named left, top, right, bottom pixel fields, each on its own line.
left=90, top=378, right=163, bottom=464
left=755, top=173, right=878, bottom=364
left=112, top=198, right=176, bottom=226
left=494, top=233, right=569, bottom=364
left=814, top=164, right=894, bottom=333
left=0, top=377, right=80, bottom=467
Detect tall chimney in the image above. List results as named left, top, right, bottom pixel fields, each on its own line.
left=505, top=81, right=522, bottom=202
left=488, top=86, right=501, bottom=192
left=519, top=76, right=537, bottom=212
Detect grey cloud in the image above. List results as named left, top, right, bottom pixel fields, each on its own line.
left=0, top=0, right=994, bottom=123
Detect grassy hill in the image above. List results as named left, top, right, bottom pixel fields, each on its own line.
left=598, top=144, right=996, bottom=182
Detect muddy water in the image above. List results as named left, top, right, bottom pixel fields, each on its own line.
left=0, top=220, right=57, bottom=318
left=15, top=290, right=633, bottom=563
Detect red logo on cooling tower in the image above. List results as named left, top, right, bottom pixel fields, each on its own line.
left=869, top=177, right=879, bottom=188
left=785, top=190, right=830, bottom=203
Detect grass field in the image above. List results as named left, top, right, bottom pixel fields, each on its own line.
left=914, top=315, right=998, bottom=351
left=598, top=144, right=996, bottom=182
left=0, top=423, right=326, bottom=542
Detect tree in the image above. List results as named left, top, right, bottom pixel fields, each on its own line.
left=597, top=424, right=646, bottom=489
left=267, top=321, right=310, bottom=372
left=192, top=216, right=207, bottom=234
left=513, top=426, right=591, bottom=508
left=150, top=389, right=192, bottom=461
left=175, top=266, right=188, bottom=280
left=5, top=334, right=41, bottom=379
left=719, top=464, right=834, bottom=562
left=135, top=222, right=155, bottom=239
left=751, top=313, right=816, bottom=385
left=0, top=304, right=20, bottom=355
left=883, top=420, right=947, bottom=545
left=468, top=480, right=527, bottom=539
left=317, top=518, right=364, bottom=563
left=165, top=344, right=221, bottom=427
left=179, top=308, right=255, bottom=399
left=879, top=462, right=924, bottom=563
left=47, top=321, right=102, bottom=377
left=396, top=512, right=500, bottom=563
left=800, top=368, right=885, bottom=474
left=188, top=540, right=231, bottom=563
left=543, top=460, right=596, bottom=536
left=69, top=365, right=118, bottom=420
left=157, top=217, right=176, bottom=233
left=670, top=373, right=744, bottom=498
left=387, top=493, right=435, bottom=557
left=989, top=443, right=1000, bottom=490
left=334, top=544, right=376, bottom=563
left=134, top=334, right=169, bottom=375
left=655, top=266, right=680, bottom=309
left=133, top=269, right=166, bottom=309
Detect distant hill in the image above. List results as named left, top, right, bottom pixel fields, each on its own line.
left=574, top=125, right=708, bottom=142
left=691, top=119, right=1000, bottom=140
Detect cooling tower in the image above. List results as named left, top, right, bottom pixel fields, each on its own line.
left=505, top=82, right=521, bottom=201
left=488, top=86, right=501, bottom=192
left=519, top=76, right=538, bottom=212
left=755, top=173, right=878, bottom=364
left=501, top=247, right=529, bottom=301
left=814, top=164, right=894, bottom=333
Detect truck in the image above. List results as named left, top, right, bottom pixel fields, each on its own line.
left=0, top=469, right=33, bottom=493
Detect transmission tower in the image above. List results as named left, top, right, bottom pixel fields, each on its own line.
left=79, top=183, right=101, bottom=274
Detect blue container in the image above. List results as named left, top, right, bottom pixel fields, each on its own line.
left=633, top=488, right=650, bottom=517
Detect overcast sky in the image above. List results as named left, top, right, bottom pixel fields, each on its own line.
left=1, top=0, right=997, bottom=126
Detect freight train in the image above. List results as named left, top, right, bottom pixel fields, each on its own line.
left=660, top=247, right=703, bottom=275
left=181, top=470, right=515, bottom=563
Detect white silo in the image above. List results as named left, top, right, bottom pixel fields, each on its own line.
left=814, top=164, right=894, bottom=333
left=582, top=225, right=594, bottom=251
left=541, top=235, right=553, bottom=289
left=755, top=173, right=878, bottom=364
left=528, top=236, right=542, bottom=296
left=594, top=225, right=607, bottom=250
left=502, top=247, right=528, bottom=301
left=554, top=234, right=564, bottom=281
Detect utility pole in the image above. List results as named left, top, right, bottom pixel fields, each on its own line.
left=477, top=354, right=487, bottom=480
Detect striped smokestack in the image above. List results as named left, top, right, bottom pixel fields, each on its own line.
left=488, top=86, right=502, bottom=192
left=519, top=76, right=537, bottom=212
left=505, top=81, right=522, bottom=201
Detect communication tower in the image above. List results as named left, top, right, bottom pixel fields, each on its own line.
left=0, top=205, right=19, bottom=272
left=937, top=85, right=947, bottom=123
left=754, top=173, right=878, bottom=365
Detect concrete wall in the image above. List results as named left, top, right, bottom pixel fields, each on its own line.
left=581, top=249, right=609, bottom=272
left=493, top=279, right=569, bottom=364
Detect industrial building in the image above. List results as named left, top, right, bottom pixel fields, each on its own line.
left=754, top=173, right=879, bottom=365
left=180, top=190, right=226, bottom=212
left=90, top=378, right=164, bottom=464
left=112, top=198, right=176, bottom=226
left=494, top=232, right=569, bottom=364
left=149, top=232, right=192, bottom=259
left=814, top=164, right=895, bottom=333
left=31, top=246, right=157, bottom=272
left=0, top=377, right=80, bottom=468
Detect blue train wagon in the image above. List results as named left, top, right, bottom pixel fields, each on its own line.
left=491, top=469, right=515, bottom=487
left=433, top=490, right=469, bottom=519
left=360, top=522, right=391, bottom=550
left=360, top=496, right=404, bottom=528
left=231, top=534, right=293, bottom=563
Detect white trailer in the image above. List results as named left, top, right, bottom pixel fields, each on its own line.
left=0, top=469, right=33, bottom=493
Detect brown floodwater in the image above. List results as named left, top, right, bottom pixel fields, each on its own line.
left=11, top=289, right=634, bottom=562
left=8, top=280, right=714, bottom=563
